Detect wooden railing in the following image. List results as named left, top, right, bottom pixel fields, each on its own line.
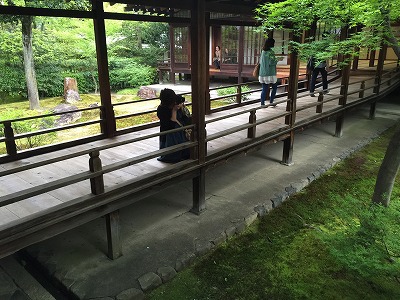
left=0, top=65, right=399, bottom=260
left=2, top=62, right=398, bottom=166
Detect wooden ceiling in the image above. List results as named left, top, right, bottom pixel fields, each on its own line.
left=116, top=0, right=268, bottom=24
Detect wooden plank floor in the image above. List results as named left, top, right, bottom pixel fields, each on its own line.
left=0, top=72, right=398, bottom=227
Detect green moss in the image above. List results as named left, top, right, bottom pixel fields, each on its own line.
left=149, top=125, right=400, bottom=300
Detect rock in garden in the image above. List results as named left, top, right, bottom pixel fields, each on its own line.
left=64, top=77, right=81, bottom=103
left=53, top=104, right=82, bottom=127
left=137, top=86, right=157, bottom=99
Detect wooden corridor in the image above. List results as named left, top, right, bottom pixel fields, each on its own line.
left=1, top=67, right=399, bottom=259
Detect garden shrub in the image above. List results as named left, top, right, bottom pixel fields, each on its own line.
left=217, top=85, right=251, bottom=103
left=108, top=58, right=157, bottom=91
left=0, top=109, right=57, bottom=150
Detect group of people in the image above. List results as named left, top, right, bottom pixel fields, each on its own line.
left=157, top=38, right=329, bottom=163
left=257, top=37, right=328, bottom=106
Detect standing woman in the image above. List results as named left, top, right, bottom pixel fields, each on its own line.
left=259, top=38, right=280, bottom=107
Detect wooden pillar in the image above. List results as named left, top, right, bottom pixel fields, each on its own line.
left=370, top=44, right=387, bottom=119
left=89, top=150, right=122, bottom=259
left=282, top=32, right=300, bottom=166
left=190, top=0, right=207, bottom=214
left=169, top=25, right=175, bottom=84
left=93, top=0, right=116, bottom=138
left=369, top=49, right=376, bottom=67
left=335, top=26, right=350, bottom=138
left=247, top=109, right=256, bottom=138
left=373, top=44, right=387, bottom=94
left=205, top=13, right=211, bottom=114
left=106, top=210, right=122, bottom=260
left=191, top=167, right=206, bottom=215
left=4, top=121, right=17, bottom=156
left=237, top=26, right=245, bottom=90
left=305, top=22, right=317, bottom=90
left=89, top=150, right=104, bottom=195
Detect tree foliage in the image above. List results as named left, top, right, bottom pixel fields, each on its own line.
left=255, top=0, right=400, bottom=206
left=255, top=0, right=400, bottom=62
left=0, top=2, right=168, bottom=102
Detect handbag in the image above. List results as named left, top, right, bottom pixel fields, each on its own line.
left=252, top=63, right=260, bottom=77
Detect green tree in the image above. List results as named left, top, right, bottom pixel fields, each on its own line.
left=2, top=0, right=90, bottom=109
left=255, top=0, right=400, bottom=206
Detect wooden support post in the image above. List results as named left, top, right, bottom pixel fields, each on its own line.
left=169, top=25, right=175, bottom=84
left=190, top=0, right=207, bottom=213
left=89, top=149, right=121, bottom=259
left=4, top=121, right=17, bottom=156
left=191, top=167, right=206, bottom=215
left=282, top=32, right=300, bottom=165
left=191, top=0, right=207, bottom=165
left=316, top=92, right=324, bottom=113
left=352, top=49, right=360, bottom=71
left=369, top=49, right=376, bottom=67
left=236, top=85, right=242, bottom=104
left=106, top=210, right=122, bottom=260
left=335, top=113, right=344, bottom=138
left=237, top=26, right=245, bottom=88
left=374, top=44, right=387, bottom=94
left=93, top=0, right=116, bottom=138
left=247, top=109, right=256, bottom=138
left=369, top=102, right=376, bottom=120
left=359, top=81, right=365, bottom=98
left=282, top=131, right=294, bottom=166
left=89, top=150, right=104, bottom=195
left=336, top=26, right=350, bottom=138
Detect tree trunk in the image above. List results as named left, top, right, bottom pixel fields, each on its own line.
left=370, top=13, right=400, bottom=207
left=22, top=15, right=40, bottom=110
left=372, top=123, right=400, bottom=207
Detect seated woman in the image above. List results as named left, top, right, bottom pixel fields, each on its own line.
left=157, top=88, right=191, bottom=163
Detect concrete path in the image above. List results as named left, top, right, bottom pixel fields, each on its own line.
left=1, top=92, right=400, bottom=299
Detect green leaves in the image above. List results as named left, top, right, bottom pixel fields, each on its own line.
left=255, top=0, right=400, bottom=63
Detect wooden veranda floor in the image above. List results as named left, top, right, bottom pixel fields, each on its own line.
left=0, top=67, right=399, bottom=258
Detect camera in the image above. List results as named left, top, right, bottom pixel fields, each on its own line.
left=175, top=95, right=185, bottom=104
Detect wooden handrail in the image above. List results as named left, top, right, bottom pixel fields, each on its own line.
left=0, top=141, right=197, bottom=208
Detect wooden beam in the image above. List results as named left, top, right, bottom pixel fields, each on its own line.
left=336, top=26, right=351, bottom=137
left=117, top=0, right=191, bottom=10
left=93, top=1, right=116, bottom=138
left=0, top=5, right=93, bottom=18
left=282, top=32, right=301, bottom=165
left=106, top=210, right=122, bottom=260
left=191, top=0, right=207, bottom=213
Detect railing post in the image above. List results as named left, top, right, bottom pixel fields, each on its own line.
left=236, top=85, right=242, bottom=104
left=373, top=44, right=387, bottom=94
left=89, top=150, right=122, bottom=260
left=335, top=26, right=351, bottom=138
left=191, top=166, right=206, bottom=215
left=4, top=121, right=17, bottom=156
left=359, top=81, right=365, bottom=98
left=369, top=102, right=376, bottom=120
left=247, top=109, right=256, bottom=138
left=316, top=92, right=324, bottom=113
left=89, top=150, right=104, bottom=195
left=106, top=210, right=122, bottom=260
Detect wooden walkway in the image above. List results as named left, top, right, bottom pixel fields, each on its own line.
left=0, top=68, right=399, bottom=258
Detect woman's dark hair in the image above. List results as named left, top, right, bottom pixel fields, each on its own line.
left=263, top=38, right=275, bottom=51
left=160, top=88, right=177, bottom=107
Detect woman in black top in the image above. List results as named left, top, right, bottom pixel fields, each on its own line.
left=156, top=88, right=190, bottom=162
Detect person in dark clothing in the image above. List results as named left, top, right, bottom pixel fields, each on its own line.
left=309, top=58, right=328, bottom=97
left=156, top=88, right=191, bottom=163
